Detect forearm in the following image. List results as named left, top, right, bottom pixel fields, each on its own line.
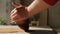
left=27, top=0, right=50, bottom=17
left=27, top=0, right=59, bottom=17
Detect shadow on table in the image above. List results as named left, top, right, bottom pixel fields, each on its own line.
left=26, top=30, right=56, bottom=34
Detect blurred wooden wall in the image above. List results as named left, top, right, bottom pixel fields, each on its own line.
left=48, top=1, right=60, bottom=28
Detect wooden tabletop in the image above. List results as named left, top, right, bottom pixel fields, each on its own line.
left=0, top=25, right=56, bottom=34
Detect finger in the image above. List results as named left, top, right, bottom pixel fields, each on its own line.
left=11, top=8, right=16, bottom=14
left=11, top=14, right=21, bottom=22
left=10, top=14, right=27, bottom=23
left=10, top=14, right=17, bottom=19
left=10, top=6, right=25, bottom=17
left=11, top=14, right=21, bottom=21
left=10, top=10, right=17, bottom=17
left=12, top=2, right=22, bottom=8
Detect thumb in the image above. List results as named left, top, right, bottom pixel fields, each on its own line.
left=12, top=2, right=22, bottom=8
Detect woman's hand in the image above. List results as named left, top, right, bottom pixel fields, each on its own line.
left=10, top=2, right=29, bottom=25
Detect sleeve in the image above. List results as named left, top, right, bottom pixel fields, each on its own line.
left=43, top=0, right=59, bottom=6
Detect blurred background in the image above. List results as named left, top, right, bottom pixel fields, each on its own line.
left=0, top=0, right=60, bottom=28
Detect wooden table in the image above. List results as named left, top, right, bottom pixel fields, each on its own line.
left=0, top=25, right=56, bottom=34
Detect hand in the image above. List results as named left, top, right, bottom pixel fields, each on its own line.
left=10, top=2, right=29, bottom=25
